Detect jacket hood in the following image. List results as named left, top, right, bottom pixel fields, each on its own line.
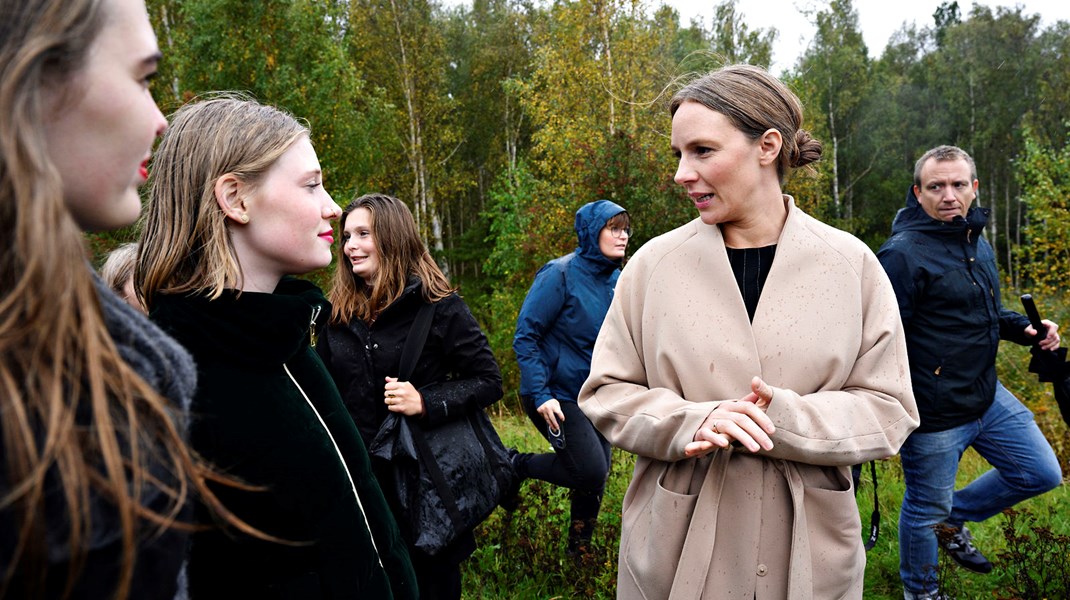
left=890, top=184, right=989, bottom=237
left=575, top=199, right=626, bottom=260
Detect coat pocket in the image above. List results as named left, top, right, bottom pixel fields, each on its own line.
left=622, top=467, right=699, bottom=600
left=802, top=471, right=864, bottom=599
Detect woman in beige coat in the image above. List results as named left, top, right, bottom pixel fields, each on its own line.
left=578, top=65, right=920, bottom=600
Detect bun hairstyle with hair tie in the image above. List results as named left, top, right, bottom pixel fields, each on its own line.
left=669, top=64, right=823, bottom=183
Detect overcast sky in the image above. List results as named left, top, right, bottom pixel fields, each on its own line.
left=664, top=0, right=1070, bottom=72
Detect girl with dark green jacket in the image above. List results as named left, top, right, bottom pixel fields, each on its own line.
left=137, top=96, right=417, bottom=599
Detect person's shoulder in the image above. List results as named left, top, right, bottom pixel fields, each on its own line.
left=616, top=219, right=704, bottom=285
left=631, top=219, right=702, bottom=261
left=431, top=290, right=469, bottom=314
left=877, top=228, right=927, bottom=260
left=543, top=252, right=575, bottom=274
left=791, top=209, right=875, bottom=263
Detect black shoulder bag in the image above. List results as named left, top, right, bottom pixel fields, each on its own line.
left=368, top=301, right=516, bottom=556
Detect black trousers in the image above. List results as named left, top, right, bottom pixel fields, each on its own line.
left=410, top=550, right=461, bottom=600
left=520, top=398, right=612, bottom=525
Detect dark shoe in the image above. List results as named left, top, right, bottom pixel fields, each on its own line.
left=934, top=523, right=993, bottom=574
left=499, top=448, right=524, bottom=512
left=566, top=518, right=596, bottom=555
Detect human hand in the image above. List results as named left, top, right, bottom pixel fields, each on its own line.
left=384, top=376, right=425, bottom=416
left=1026, top=319, right=1061, bottom=351
left=536, top=399, right=565, bottom=433
left=685, top=376, right=776, bottom=457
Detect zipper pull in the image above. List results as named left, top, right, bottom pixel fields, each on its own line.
left=309, top=305, right=322, bottom=347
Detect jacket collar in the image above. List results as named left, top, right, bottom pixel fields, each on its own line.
left=153, top=277, right=329, bottom=367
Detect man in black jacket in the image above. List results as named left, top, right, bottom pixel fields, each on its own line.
left=877, top=145, right=1063, bottom=600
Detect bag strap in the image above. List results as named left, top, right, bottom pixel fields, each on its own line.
left=397, top=300, right=468, bottom=528
left=863, top=460, right=880, bottom=551
left=410, top=417, right=467, bottom=530
left=399, top=300, right=435, bottom=380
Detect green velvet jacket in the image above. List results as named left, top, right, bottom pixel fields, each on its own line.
left=152, top=277, right=417, bottom=600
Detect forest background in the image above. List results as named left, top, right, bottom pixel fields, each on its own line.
left=94, top=0, right=1070, bottom=401
left=90, top=0, right=1070, bottom=596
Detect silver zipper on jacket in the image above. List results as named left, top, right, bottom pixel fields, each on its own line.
left=282, top=363, right=384, bottom=568
left=309, top=304, right=322, bottom=347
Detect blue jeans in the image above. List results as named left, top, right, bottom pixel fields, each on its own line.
left=898, top=381, right=1062, bottom=597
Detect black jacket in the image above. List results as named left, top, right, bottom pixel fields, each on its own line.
left=317, top=278, right=503, bottom=561
left=152, top=277, right=417, bottom=600
left=877, top=187, right=1032, bottom=432
left=0, top=273, right=195, bottom=599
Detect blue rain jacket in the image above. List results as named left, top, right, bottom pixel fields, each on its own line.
left=513, top=200, right=626, bottom=408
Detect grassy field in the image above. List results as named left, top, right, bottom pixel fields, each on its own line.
left=462, top=353, right=1070, bottom=598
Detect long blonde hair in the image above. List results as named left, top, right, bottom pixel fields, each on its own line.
left=328, top=193, right=454, bottom=325
left=137, top=95, right=308, bottom=305
left=0, top=2, right=254, bottom=597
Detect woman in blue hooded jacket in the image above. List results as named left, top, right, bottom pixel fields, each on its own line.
left=512, top=199, right=629, bottom=557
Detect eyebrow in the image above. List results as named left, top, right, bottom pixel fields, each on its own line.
left=142, top=52, right=162, bottom=68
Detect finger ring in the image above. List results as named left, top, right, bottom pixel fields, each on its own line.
left=711, top=421, right=720, bottom=434
left=387, top=393, right=395, bottom=398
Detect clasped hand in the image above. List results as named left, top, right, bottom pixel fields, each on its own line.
left=384, top=376, right=425, bottom=416
left=685, top=376, right=776, bottom=457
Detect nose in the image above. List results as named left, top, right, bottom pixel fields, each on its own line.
left=674, top=157, right=695, bottom=186
left=152, top=101, right=168, bottom=138
left=324, top=194, right=342, bottom=220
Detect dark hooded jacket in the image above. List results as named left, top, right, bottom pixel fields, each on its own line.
left=513, top=199, right=626, bottom=408
left=877, top=187, right=1032, bottom=432
left=151, top=277, right=417, bottom=600
left=316, top=277, right=503, bottom=562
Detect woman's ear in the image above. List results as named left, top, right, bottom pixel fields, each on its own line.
left=214, top=174, right=250, bottom=224
left=758, top=128, right=783, bottom=167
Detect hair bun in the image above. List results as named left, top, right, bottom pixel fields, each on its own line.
left=791, top=130, right=823, bottom=169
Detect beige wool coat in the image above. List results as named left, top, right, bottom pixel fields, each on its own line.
left=579, top=199, right=919, bottom=600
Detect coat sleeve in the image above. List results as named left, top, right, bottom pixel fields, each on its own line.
left=578, top=257, right=724, bottom=462
left=419, top=295, right=503, bottom=427
left=760, top=251, right=920, bottom=466
left=998, top=308, right=1033, bottom=345
left=512, top=263, right=567, bottom=408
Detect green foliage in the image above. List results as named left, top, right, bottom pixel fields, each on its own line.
left=154, top=0, right=385, bottom=197
left=479, top=161, right=563, bottom=402
left=1016, top=125, right=1070, bottom=297
left=994, top=508, right=1070, bottom=599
